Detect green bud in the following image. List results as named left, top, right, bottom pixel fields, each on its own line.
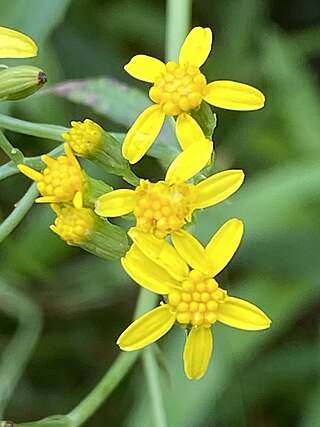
left=0, top=65, right=47, bottom=101
left=50, top=205, right=129, bottom=260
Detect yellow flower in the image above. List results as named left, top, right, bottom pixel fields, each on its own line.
left=18, top=144, right=86, bottom=208
left=117, top=220, right=271, bottom=379
left=0, top=26, right=37, bottom=58
left=95, top=137, right=244, bottom=238
left=123, top=26, right=265, bottom=163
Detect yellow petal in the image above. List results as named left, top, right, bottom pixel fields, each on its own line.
left=193, top=169, right=244, bottom=209
left=121, top=244, right=177, bottom=294
left=18, top=164, right=43, bottom=182
left=165, top=138, right=212, bottom=183
left=72, top=191, right=83, bottom=209
left=36, top=196, right=59, bottom=204
left=183, top=327, right=213, bottom=380
left=205, top=219, right=244, bottom=277
left=117, top=304, right=176, bottom=351
left=122, top=105, right=165, bottom=164
left=217, top=296, right=271, bottom=330
left=0, top=26, right=37, bottom=58
left=124, top=54, right=166, bottom=83
left=179, top=27, right=212, bottom=68
left=176, top=113, right=206, bottom=150
left=128, top=228, right=189, bottom=281
left=204, top=80, right=265, bottom=111
left=64, top=143, right=81, bottom=169
left=171, top=230, right=211, bottom=273
left=95, top=189, right=136, bottom=217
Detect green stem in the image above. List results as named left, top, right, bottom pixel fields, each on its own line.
left=0, top=161, right=17, bottom=180
left=0, top=113, right=67, bottom=141
left=165, top=0, right=193, bottom=61
left=67, top=289, right=157, bottom=427
left=0, top=131, right=24, bottom=164
left=0, top=183, right=38, bottom=244
left=142, top=346, right=168, bottom=427
left=0, top=282, right=43, bottom=417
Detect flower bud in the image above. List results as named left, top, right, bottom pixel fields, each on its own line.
left=62, top=119, right=139, bottom=186
left=50, top=205, right=129, bottom=260
left=18, top=144, right=112, bottom=209
left=0, top=65, right=47, bottom=101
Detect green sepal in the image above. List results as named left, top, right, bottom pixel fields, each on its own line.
left=0, top=65, right=47, bottom=101
left=190, top=101, right=217, bottom=141
left=83, top=175, right=113, bottom=208
left=80, top=217, right=130, bottom=260
left=86, top=132, right=139, bottom=186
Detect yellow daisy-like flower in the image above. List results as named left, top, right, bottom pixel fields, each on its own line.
left=0, top=26, right=37, bottom=58
left=18, top=144, right=86, bottom=208
left=117, top=220, right=271, bottom=379
left=123, top=26, right=265, bottom=163
left=96, top=136, right=244, bottom=238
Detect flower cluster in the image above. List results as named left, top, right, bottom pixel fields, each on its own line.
left=16, top=26, right=271, bottom=379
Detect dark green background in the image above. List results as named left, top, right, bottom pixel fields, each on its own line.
left=0, top=1, right=319, bottom=426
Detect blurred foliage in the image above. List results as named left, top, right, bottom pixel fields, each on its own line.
left=0, top=0, right=320, bottom=426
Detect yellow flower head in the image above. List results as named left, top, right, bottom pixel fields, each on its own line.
left=117, top=220, right=271, bottom=380
left=50, top=204, right=130, bottom=260
left=95, top=135, right=244, bottom=238
left=18, top=144, right=85, bottom=208
left=62, top=119, right=103, bottom=157
left=123, top=26, right=265, bottom=163
left=50, top=204, right=95, bottom=244
left=0, top=26, right=37, bottom=58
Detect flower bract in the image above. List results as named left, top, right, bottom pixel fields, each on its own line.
left=117, top=219, right=271, bottom=379
left=123, top=26, right=265, bottom=163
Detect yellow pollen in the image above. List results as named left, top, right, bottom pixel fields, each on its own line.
left=149, top=61, right=207, bottom=116
left=62, top=119, right=103, bottom=156
left=169, top=270, right=224, bottom=327
left=134, top=179, right=195, bottom=238
left=50, top=205, right=95, bottom=243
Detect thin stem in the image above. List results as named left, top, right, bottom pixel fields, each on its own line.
left=0, top=131, right=24, bottom=164
left=0, top=113, right=67, bottom=141
left=0, top=183, right=38, bottom=244
left=0, top=161, right=18, bottom=180
left=142, top=346, right=168, bottom=427
left=67, top=289, right=157, bottom=427
left=0, top=282, right=43, bottom=417
left=165, top=0, right=193, bottom=61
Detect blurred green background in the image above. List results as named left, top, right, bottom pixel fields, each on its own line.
left=1, top=0, right=320, bottom=426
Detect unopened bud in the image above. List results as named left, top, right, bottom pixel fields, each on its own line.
left=50, top=205, right=129, bottom=260
left=62, top=119, right=139, bottom=186
left=0, top=65, right=47, bottom=101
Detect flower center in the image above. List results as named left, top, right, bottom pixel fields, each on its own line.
left=51, top=205, right=94, bottom=243
left=168, top=270, right=227, bottom=328
left=62, top=119, right=102, bottom=156
left=133, top=179, right=195, bottom=238
left=149, top=61, right=207, bottom=116
left=37, top=154, right=85, bottom=202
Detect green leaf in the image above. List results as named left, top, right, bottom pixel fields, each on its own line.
left=45, top=77, right=151, bottom=128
